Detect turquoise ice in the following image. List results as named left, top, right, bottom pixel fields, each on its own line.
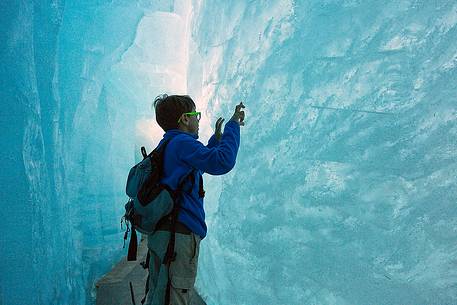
left=1, top=1, right=456, bottom=304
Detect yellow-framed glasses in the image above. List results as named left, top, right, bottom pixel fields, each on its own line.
left=177, top=111, right=201, bottom=124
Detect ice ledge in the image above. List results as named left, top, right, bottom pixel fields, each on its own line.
left=95, top=237, right=149, bottom=305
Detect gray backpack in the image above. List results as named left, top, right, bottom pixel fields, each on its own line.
left=122, top=138, right=194, bottom=260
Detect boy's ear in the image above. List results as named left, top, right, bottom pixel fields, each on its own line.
left=179, top=114, right=189, bottom=126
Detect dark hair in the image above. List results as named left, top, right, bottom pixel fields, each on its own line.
left=153, top=94, right=196, bottom=131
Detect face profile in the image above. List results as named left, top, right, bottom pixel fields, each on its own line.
left=178, top=107, right=201, bottom=135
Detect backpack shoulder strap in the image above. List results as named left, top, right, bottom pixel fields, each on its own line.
left=151, top=138, right=172, bottom=157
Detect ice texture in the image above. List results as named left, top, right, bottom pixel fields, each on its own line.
left=1, top=0, right=456, bottom=305
left=190, top=2, right=457, bottom=304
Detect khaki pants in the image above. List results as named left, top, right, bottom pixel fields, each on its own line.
left=145, top=230, right=205, bottom=305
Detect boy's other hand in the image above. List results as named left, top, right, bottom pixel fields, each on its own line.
left=230, top=102, right=246, bottom=126
left=215, top=117, right=224, bottom=141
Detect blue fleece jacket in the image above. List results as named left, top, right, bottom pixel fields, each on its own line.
left=156, top=120, right=240, bottom=239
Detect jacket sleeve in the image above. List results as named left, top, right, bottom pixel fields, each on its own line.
left=178, top=120, right=240, bottom=175
left=206, top=134, right=219, bottom=149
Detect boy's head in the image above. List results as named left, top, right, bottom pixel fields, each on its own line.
left=153, top=94, right=200, bottom=135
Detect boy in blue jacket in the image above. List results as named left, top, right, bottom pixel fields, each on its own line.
left=145, top=94, right=245, bottom=305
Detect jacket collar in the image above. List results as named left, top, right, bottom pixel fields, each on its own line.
left=164, top=129, right=199, bottom=139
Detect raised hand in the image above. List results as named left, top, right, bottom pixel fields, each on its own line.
left=230, top=102, right=246, bottom=126
left=215, top=117, right=224, bottom=141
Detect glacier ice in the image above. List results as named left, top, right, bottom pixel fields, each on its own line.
left=1, top=0, right=456, bottom=304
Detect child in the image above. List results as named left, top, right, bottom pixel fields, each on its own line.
left=145, top=94, right=245, bottom=305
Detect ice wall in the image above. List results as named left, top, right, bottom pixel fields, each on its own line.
left=1, top=0, right=193, bottom=304
left=1, top=1, right=75, bottom=304
left=189, top=1, right=457, bottom=305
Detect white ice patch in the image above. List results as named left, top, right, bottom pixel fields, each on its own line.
left=380, top=35, right=416, bottom=51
